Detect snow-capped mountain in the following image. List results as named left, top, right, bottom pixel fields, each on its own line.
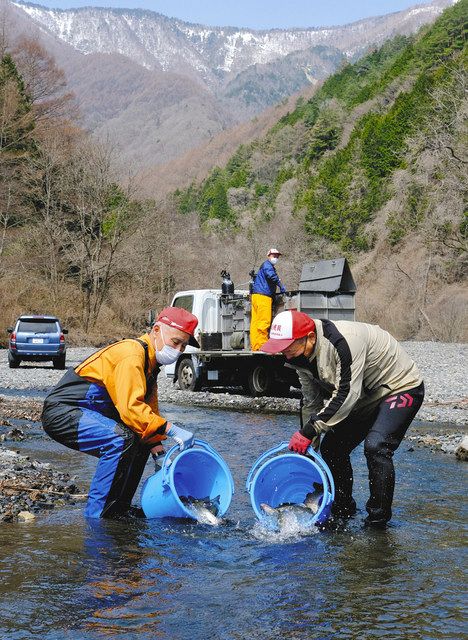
left=8, top=0, right=458, bottom=169
left=13, top=0, right=456, bottom=87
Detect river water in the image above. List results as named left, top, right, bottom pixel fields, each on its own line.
left=0, top=404, right=466, bottom=640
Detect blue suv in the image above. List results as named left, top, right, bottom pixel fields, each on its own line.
left=7, top=315, right=68, bottom=369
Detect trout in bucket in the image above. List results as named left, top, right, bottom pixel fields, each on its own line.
left=260, top=483, right=323, bottom=528
left=180, top=495, right=223, bottom=525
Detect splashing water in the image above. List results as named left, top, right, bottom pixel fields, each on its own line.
left=251, top=510, right=321, bottom=542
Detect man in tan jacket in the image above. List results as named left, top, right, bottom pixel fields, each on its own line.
left=261, top=310, right=424, bottom=528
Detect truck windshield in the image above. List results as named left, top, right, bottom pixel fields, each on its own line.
left=173, top=295, right=194, bottom=313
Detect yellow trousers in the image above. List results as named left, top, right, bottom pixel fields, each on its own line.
left=250, top=293, right=273, bottom=351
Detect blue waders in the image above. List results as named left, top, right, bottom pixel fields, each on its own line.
left=42, top=368, right=151, bottom=518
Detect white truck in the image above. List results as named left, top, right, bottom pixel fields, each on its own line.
left=161, top=259, right=356, bottom=396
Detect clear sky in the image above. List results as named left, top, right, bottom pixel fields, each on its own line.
left=28, top=0, right=433, bottom=29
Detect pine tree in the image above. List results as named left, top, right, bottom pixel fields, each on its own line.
left=0, top=54, right=34, bottom=153
left=0, top=54, right=35, bottom=263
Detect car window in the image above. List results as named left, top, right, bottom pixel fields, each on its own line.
left=173, top=295, right=194, bottom=313
left=17, top=320, right=58, bottom=333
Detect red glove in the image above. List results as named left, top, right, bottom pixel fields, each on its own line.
left=288, top=431, right=312, bottom=454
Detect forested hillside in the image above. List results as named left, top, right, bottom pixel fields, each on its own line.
left=0, top=38, right=155, bottom=342
left=172, top=1, right=467, bottom=340
left=0, top=1, right=466, bottom=344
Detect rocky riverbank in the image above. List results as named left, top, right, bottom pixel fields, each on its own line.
left=0, top=342, right=466, bottom=520
left=0, top=446, right=85, bottom=522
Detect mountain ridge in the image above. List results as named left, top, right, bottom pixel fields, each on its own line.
left=8, top=0, right=458, bottom=169
left=14, top=0, right=456, bottom=81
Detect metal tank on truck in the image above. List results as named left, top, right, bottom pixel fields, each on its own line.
left=162, top=258, right=356, bottom=397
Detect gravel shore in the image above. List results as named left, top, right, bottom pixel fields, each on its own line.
left=0, top=342, right=466, bottom=520
left=1, top=342, right=466, bottom=424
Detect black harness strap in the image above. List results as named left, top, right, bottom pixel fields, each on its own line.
left=132, top=338, right=166, bottom=437
left=132, top=338, right=159, bottom=395
left=133, top=338, right=149, bottom=375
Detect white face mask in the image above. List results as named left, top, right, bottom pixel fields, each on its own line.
left=270, top=256, right=279, bottom=265
left=155, top=326, right=181, bottom=365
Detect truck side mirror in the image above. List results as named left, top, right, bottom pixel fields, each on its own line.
left=147, top=310, right=155, bottom=328
left=7, top=327, right=12, bottom=333
left=62, top=329, right=69, bottom=335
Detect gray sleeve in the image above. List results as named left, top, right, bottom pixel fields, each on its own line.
left=297, top=369, right=325, bottom=426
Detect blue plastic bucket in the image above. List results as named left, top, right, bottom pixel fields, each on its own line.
left=141, top=439, right=235, bottom=519
left=246, top=442, right=335, bottom=526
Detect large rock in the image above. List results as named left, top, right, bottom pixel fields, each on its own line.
left=17, top=511, right=36, bottom=522
left=455, top=435, right=468, bottom=461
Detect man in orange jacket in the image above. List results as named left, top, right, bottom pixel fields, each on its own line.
left=42, top=307, right=199, bottom=518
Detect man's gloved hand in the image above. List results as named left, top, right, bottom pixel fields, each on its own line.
left=288, top=431, right=312, bottom=454
left=280, top=286, right=286, bottom=294
left=167, top=424, right=194, bottom=451
left=289, top=423, right=321, bottom=454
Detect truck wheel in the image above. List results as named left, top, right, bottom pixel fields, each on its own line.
left=177, top=357, right=201, bottom=391
left=246, top=364, right=273, bottom=397
left=8, top=352, right=20, bottom=368
left=53, top=355, right=66, bottom=370
left=271, top=381, right=291, bottom=398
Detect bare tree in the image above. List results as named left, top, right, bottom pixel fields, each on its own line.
left=0, top=0, right=10, bottom=58
left=420, top=64, right=467, bottom=165
left=13, top=37, right=77, bottom=129
left=57, top=139, right=134, bottom=330
left=395, top=261, right=437, bottom=339
left=25, top=126, right=79, bottom=300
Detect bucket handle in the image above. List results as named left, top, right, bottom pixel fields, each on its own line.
left=245, top=442, right=289, bottom=492
left=161, top=439, right=235, bottom=495
left=246, top=441, right=335, bottom=501
left=306, top=446, right=335, bottom=502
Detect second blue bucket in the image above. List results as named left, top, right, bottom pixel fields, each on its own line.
left=141, top=439, right=235, bottom=519
left=246, top=442, right=335, bottom=526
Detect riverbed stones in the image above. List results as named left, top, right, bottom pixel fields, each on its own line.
left=17, top=510, right=35, bottom=522
left=0, top=447, right=84, bottom=522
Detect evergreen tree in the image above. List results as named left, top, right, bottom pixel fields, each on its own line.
left=0, top=54, right=34, bottom=153
left=0, top=54, right=35, bottom=263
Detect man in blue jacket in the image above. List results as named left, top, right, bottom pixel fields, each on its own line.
left=250, top=248, right=286, bottom=351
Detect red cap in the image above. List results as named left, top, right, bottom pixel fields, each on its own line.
left=157, top=307, right=200, bottom=348
left=260, top=310, right=315, bottom=353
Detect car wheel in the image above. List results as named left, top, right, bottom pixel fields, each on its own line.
left=53, top=355, right=66, bottom=370
left=246, top=364, right=273, bottom=397
left=177, top=357, right=200, bottom=391
left=8, top=352, right=20, bottom=368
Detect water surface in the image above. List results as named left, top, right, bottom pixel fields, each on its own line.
left=0, top=405, right=466, bottom=639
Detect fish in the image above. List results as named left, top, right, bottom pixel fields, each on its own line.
left=260, top=483, right=323, bottom=527
left=180, top=494, right=222, bottom=526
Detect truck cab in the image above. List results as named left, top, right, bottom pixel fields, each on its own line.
left=171, top=289, right=239, bottom=336
left=164, top=289, right=224, bottom=390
